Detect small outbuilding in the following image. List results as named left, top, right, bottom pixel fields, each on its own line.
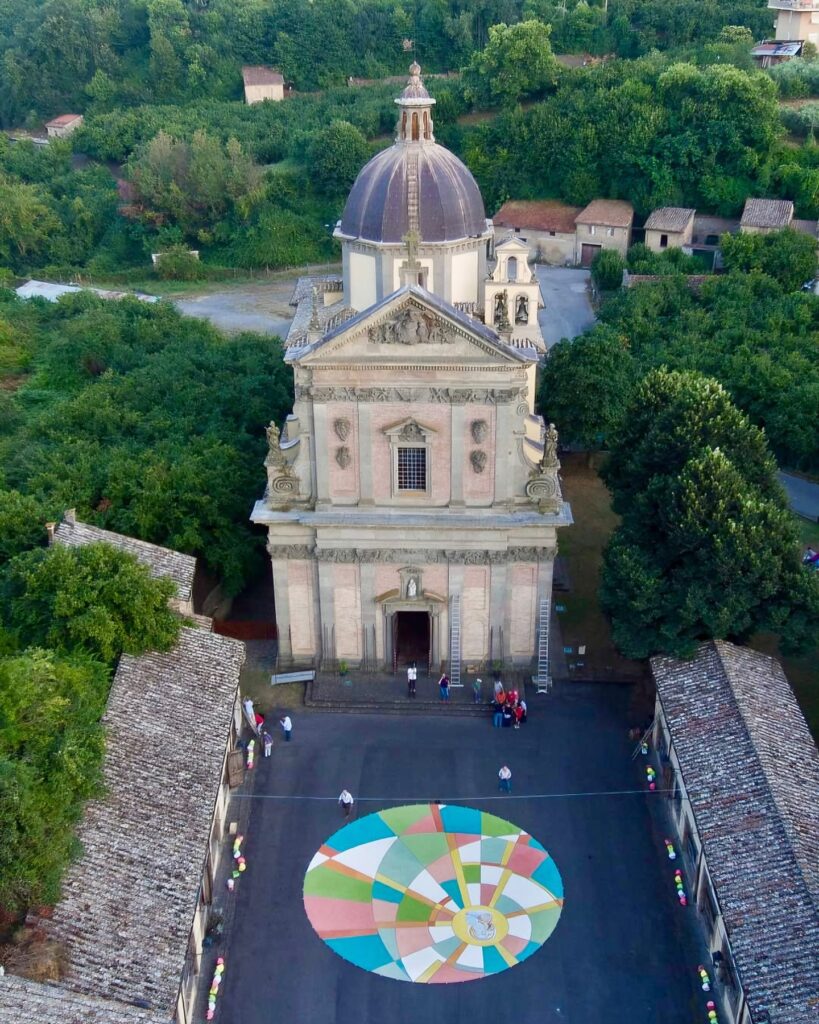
left=574, top=199, right=634, bottom=265
left=642, top=207, right=695, bottom=253
left=492, top=200, right=583, bottom=265
left=45, top=113, right=83, bottom=138
left=242, top=65, right=284, bottom=104
left=739, top=197, right=794, bottom=234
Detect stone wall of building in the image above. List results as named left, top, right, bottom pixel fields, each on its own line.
left=509, top=563, right=538, bottom=656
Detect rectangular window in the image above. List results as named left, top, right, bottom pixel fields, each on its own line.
left=397, top=447, right=427, bottom=491
left=589, top=225, right=595, bottom=235
left=660, top=233, right=668, bottom=248
left=607, top=226, right=615, bottom=237
left=549, top=230, right=556, bottom=236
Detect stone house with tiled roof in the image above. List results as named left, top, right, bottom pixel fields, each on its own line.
left=492, top=200, right=583, bottom=265
left=50, top=509, right=197, bottom=615
left=650, top=640, right=819, bottom=1024
left=242, top=65, right=284, bottom=104
left=643, top=207, right=695, bottom=253
left=574, top=199, right=634, bottom=265
left=740, top=197, right=794, bottom=234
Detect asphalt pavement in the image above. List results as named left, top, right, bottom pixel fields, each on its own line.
left=216, top=686, right=703, bottom=1024
left=779, top=471, right=819, bottom=523
left=535, top=267, right=596, bottom=350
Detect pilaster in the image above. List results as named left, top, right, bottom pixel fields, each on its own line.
left=450, top=404, right=465, bottom=505
left=313, top=402, right=330, bottom=503
left=357, top=403, right=374, bottom=505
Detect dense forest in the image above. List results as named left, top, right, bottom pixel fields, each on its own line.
left=0, top=0, right=772, bottom=125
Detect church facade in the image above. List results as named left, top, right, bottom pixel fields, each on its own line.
left=251, top=65, right=571, bottom=673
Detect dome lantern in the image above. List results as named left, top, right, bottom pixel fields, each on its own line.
left=395, top=61, right=435, bottom=143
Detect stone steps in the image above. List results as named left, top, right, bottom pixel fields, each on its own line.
left=305, top=696, right=493, bottom=717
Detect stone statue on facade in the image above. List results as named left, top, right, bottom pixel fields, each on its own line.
left=525, top=422, right=563, bottom=513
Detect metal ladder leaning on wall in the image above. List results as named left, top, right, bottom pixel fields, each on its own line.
left=534, top=595, right=552, bottom=694
left=448, top=594, right=462, bottom=687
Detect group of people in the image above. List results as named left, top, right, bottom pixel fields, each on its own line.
left=491, top=681, right=527, bottom=729
left=242, top=697, right=293, bottom=758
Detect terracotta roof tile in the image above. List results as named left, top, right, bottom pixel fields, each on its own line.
left=643, top=207, right=695, bottom=233
left=575, top=199, right=634, bottom=228
left=45, top=628, right=245, bottom=1015
left=493, top=200, right=582, bottom=235
left=0, top=976, right=169, bottom=1024
left=740, top=198, right=793, bottom=229
left=651, top=640, right=819, bottom=1024
left=53, top=513, right=196, bottom=604
left=242, top=65, right=283, bottom=86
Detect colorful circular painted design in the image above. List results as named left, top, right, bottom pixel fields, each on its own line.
left=303, top=803, right=564, bottom=983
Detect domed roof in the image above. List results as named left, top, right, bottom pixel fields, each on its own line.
left=339, top=144, right=487, bottom=244
left=338, top=63, right=487, bottom=245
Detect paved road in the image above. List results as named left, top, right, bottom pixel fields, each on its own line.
left=216, top=688, right=703, bottom=1024
left=779, top=472, right=819, bottom=522
left=173, top=281, right=296, bottom=337
left=535, top=267, right=596, bottom=350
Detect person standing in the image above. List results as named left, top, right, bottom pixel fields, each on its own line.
left=280, top=714, right=292, bottom=741
left=498, top=765, right=512, bottom=793
left=438, top=673, right=450, bottom=702
left=513, top=703, right=523, bottom=730
left=262, top=730, right=273, bottom=757
left=473, top=677, right=482, bottom=704
left=407, top=662, right=417, bottom=698
left=338, top=789, right=354, bottom=817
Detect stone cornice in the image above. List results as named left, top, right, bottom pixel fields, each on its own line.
left=267, top=544, right=554, bottom=564
left=295, top=384, right=528, bottom=405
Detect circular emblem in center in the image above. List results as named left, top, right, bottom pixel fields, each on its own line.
left=452, top=905, right=508, bottom=945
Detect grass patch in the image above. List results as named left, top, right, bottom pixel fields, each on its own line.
left=557, top=452, right=643, bottom=681
left=797, top=516, right=819, bottom=549
left=240, top=665, right=304, bottom=715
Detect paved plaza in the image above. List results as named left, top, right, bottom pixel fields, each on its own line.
left=217, top=685, right=704, bottom=1024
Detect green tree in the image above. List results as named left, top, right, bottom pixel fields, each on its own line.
left=591, top=248, right=625, bottom=290
left=0, top=490, right=49, bottom=567
left=0, top=648, right=109, bottom=909
left=463, top=20, right=558, bottom=108
left=538, top=326, right=638, bottom=447
left=307, top=120, right=370, bottom=197
left=601, top=447, right=817, bottom=658
left=602, top=368, right=783, bottom=512
left=721, top=228, right=818, bottom=291
left=154, top=245, right=203, bottom=280
left=0, top=173, right=60, bottom=270
left=1, top=544, right=181, bottom=664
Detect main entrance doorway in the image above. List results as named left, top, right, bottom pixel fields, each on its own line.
left=394, top=611, right=430, bottom=670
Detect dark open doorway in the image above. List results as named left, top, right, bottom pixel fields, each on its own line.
left=394, top=611, right=430, bottom=670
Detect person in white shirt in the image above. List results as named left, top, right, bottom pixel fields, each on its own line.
left=407, top=662, right=417, bottom=698
left=338, top=789, right=354, bottom=817
left=280, top=714, right=292, bottom=741
left=498, top=765, right=512, bottom=793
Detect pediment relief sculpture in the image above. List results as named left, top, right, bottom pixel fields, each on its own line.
left=368, top=304, right=451, bottom=346
left=398, top=421, right=426, bottom=442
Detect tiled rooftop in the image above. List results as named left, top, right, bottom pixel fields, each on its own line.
left=652, top=640, right=819, bottom=1024
left=53, top=511, right=196, bottom=603
left=740, top=197, right=794, bottom=229
left=0, top=975, right=169, bottom=1024
left=575, top=199, right=634, bottom=228
left=643, top=207, right=695, bottom=233
left=44, top=627, right=245, bottom=1016
left=493, top=200, right=582, bottom=235
left=242, top=65, right=283, bottom=86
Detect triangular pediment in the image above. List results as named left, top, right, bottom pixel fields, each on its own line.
left=296, top=286, right=531, bottom=366
left=495, top=236, right=531, bottom=252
